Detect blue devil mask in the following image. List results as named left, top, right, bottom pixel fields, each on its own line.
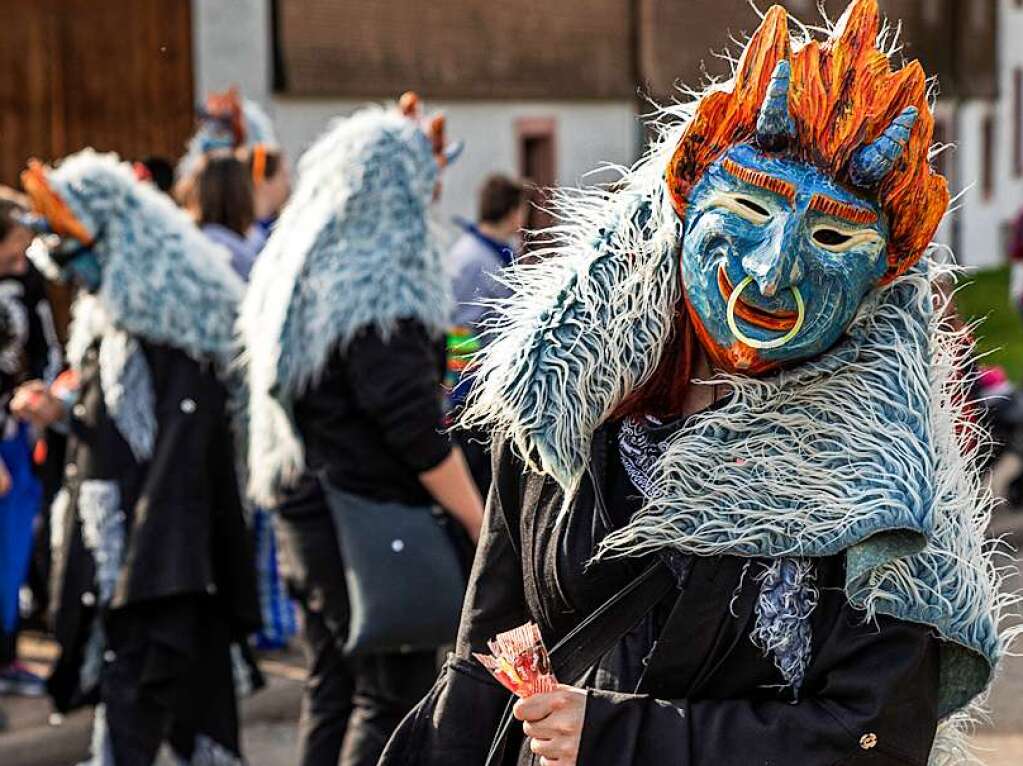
left=679, top=60, right=918, bottom=375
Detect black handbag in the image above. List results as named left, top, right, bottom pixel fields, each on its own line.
left=323, top=482, right=467, bottom=656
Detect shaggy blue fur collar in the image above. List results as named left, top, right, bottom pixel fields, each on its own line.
left=241, top=107, right=452, bottom=504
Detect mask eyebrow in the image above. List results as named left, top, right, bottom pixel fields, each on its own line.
left=722, top=158, right=796, bottom=205
left=809, top=193, right=878, bottom=225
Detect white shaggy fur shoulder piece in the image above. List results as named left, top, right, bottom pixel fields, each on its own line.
left=461, top=178, right=684, bottom=488
left=241, top=106, right=452, bottom=505
left=44, top=150, right=244, bottom=368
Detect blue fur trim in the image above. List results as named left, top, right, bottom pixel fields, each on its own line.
left=752, top=559, right=818, bottom=694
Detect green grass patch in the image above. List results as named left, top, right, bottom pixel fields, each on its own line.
left=955, top=266, right=1023, bottom=381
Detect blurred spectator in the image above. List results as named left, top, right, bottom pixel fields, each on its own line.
left=0, top=190, right=52, bottom=699
left=449, top=174, right=526, bottom=336
left=187, top=150, right=296, bottom=650
left=186, top=150, right=262, bottom=280
left=446, top=175, right=526, bottom=491
left=133, top=156, right=175, bottom=194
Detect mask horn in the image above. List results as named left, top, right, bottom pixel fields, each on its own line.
left=848, top=106, right=919, bottom=188
left=756, top=60, right=795, bottom=151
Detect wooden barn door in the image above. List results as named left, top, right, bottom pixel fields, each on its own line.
left=0, top=0, right=194, bottom=187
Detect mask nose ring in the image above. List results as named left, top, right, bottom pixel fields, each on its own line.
left=726, top=276, right=805, bottom=350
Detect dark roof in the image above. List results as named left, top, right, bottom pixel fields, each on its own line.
left=276, top=0, right=636, bottom=99
left=275, top=0, right=997, bottom=102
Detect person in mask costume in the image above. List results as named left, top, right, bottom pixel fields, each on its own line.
left=242, top=94, right=482, bottom=766
left=175, top=86, right=278, bottom=192
left=18, top=151, right=260, bottom=765
left=380, top=3, right=1016, bottom=765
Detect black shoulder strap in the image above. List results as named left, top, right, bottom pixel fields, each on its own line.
left=484, top=561, right=675, bottom=766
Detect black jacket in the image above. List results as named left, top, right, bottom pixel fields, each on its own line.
left=380, top=429, right=941, bottom=765
left=0, top=263, right=62, bottom=401
left=293, top=319, right=451, bottom=507
left=48, top=340, right=260, bottom=710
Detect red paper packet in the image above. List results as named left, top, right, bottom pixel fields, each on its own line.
left=474, top=622, right=557, bottom=698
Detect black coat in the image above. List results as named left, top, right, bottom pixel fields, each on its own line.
left=381, top=429, right=941, bottom=765
left=293, top=319, right=451, bottom=507
left=48, top=340, right=260, bottom=711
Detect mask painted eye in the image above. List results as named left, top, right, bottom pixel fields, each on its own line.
left=735, top=197, right=770, bottom=217
left=708, top=192, right=773, bottom=225
left=809, top=224, right=883, bottom=254
left=812, top=228, right=852, bottom=247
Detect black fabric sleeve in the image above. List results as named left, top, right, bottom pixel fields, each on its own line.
left=578, top=610, right=940, bottom=766
left=120, top=346, right=255, bottom=631
left=344, top=321, right=452, bottom=474
left=23, top=268, right=63, bottom=382
left=380, top=438, right=528, bottom=765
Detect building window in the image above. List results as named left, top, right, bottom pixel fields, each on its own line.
left=982, top=112, right=996, bottom=201
left=517, top=118, right=557, bottom=245
left=1016, top=68, right=1023, bottom=177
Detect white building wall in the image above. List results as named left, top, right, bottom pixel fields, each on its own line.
left=994, top=0, right=1023, bottom=257
left=191, top=0, right=271, bottom=106
left=272, top=100, right=638, bottom=223
left=936, top=1, right=1023, bottom=270
left=955, top=99, right=1004, bottom=268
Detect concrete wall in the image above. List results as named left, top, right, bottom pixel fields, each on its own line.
left=271, top=99, right=639, bottom=222
left=191, top=0, right=271, bottom=106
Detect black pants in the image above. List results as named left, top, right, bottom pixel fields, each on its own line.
left=275, top=478, right=438, bottom=766
left=94, top=597, right=241, bottom=765
left=0, top=629, right=15, bottom=665
left=299, top=605, right=437, bottom=766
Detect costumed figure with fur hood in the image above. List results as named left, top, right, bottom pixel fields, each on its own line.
left=18, top=152, right=260, bottom=765
left=241, top=93, right=482, bottom=766
left=175, top=86, right=278, bottom=186
left=379, top=3, right=1018, bottom=765
left=175, top=87, right=291, bottom=248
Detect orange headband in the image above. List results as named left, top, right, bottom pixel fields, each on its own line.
left=20, top=160, right=95, bottom=246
